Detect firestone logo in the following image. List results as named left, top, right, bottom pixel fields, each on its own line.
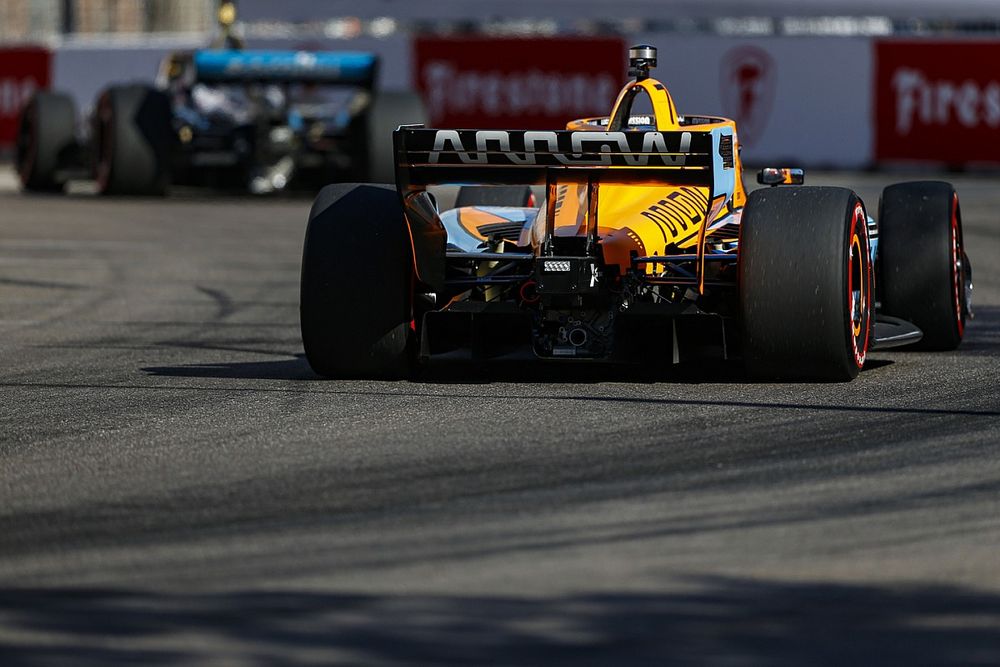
left=892, top=67, right=1000, bottom=135
left=421, top=61, right=618, bottom=121
left=719, top=46, right=775, bottom=147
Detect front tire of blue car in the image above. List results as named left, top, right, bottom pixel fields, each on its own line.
left=94, top=85, right=171, bottom=196
left=16, top=91, right=76, bottom=193
left=739, top=186, right=874, bottom=382
left=300, top=183, right=414, bottom=379
left=365, top=91, right=428, bottom=184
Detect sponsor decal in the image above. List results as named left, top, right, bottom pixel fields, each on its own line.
left=0, top=47, right=51, bottom=148
left=718, top=134, right=734, bottom=169
left=720, top=46, right=775, bottom=148
left=404, top=129, right=709, bottom=167
left=640, top=187, right=709, bottom=236
left=413, top=37, right=624, bottom=130
left=876, top=41, right=1000, bottom=163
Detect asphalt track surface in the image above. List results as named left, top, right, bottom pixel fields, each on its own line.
left=1, top=166, right=998, bottom=665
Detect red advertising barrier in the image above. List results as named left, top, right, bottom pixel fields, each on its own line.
left=876, top=41, right=1000, bottom=164
left=0, top=47, right=51, bottom=148
left=413, top=37, right=624, bottom=130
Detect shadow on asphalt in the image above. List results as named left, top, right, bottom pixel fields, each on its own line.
left=143, top=355, right=896, bottom=385
left=136, top=306, right=1000, bottom=386
left=953, top=305, right=1000, bottom=356
left=140, top=306, right=998, bottom=384
left=144, top=354, right=315, bottom=381
left=0, top=578, right=998, bottom=665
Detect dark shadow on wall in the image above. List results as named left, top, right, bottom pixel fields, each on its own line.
left=0, top=578, right=998, bottom=666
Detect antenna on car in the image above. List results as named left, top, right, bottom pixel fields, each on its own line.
left=213, top=0, right=244, bottom=50
left=628, top=44, right=657, bottom=82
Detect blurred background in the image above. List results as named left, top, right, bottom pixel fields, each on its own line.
left=2, top=0, right=1000, bottom=169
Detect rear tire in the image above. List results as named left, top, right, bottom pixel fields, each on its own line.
left=94, top=85, right=172, bottom=196
left=366, top=91, right=428, bottom=184
left=300, top=183, right=414, bottom=378
left=878, top=181, right=967, bottom=350
left=16, top=92, right=76, bottom=193
left=740, top=186, right=873, bottom=381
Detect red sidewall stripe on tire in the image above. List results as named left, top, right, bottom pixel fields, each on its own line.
left=96, top=96, right=113, bottom=193
left=17, top=103, right=37, bottom=186
left=849, top=202, right=871, bottom=369
left=951, top=194, right=964, bottom=339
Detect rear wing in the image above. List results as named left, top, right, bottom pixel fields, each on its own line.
left=394, top=127, right=739, bottom=293
left=393, top=127, right=728, bottom=188
left=193, top=50, right=377, bottom=87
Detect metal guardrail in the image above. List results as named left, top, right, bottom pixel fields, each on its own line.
left=0, top=0, right=215, bottom=42
left=4, top=0, right=1000, bottom=44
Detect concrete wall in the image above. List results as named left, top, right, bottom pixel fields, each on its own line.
left=5, top=33, right=995, bottom=168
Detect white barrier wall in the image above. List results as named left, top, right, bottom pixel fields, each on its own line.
left=44, top=34, right=876, bottom=168
left=632, top=35, right=874, bottom=168
left=242, top=35, right=413, bottom=90
left=52, top=40, right=203, bottom=113
left=49, top=36, right=411, bottom=115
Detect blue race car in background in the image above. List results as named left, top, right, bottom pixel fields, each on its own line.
left=15, top=49, right=426, bottom=195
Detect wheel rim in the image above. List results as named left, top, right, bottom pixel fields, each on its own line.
left=95, top=96, right=114, bottom=192
left=950, top=194, right=965, bottom=338
left=15, top=102, right=37, bottom=185
left=848, top=203, right=871, bottom=369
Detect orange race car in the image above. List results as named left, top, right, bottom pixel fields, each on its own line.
left=300, top=45, right=972, bottom=381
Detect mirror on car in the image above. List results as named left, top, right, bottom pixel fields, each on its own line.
left=757, top=167, right=805, bottom=186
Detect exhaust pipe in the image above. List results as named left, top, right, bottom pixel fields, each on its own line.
left=568, top=327, right=588, bottom=347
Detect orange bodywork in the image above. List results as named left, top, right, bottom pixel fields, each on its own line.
left=389, top=55, right=761, bottom=362
left=394, top=69, right=749, bottom=296
left=557, top=77, right=748, bottom=277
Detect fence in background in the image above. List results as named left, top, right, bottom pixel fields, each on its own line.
left=2, top=5, right=1000, bottom=168
left=0, top=0, right=213, bottom=42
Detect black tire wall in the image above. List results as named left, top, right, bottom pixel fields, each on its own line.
left=739, top=186, right=873, bottom=381
left=95, top=85, right=172, bottom=196
left=300, top=183, right=414, bottom=378
left=878, top=181, right=966, bottom=350
left=365, top=91, right=428, bottom=184
left=16, top=92, right=76, bottom=192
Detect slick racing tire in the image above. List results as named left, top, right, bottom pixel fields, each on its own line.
left=878, top=181, right=968, bottom=350
left=16, top=92, right=76, bottom=193
left=300, top=183, right=414, bottom=378
left=455, top=186, right=535, bottom=208
left=94, top=85, right=171, bottom=196
left=366, top=91, right=428, bottom=184
left=740, top=186, right=874, bottom=382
